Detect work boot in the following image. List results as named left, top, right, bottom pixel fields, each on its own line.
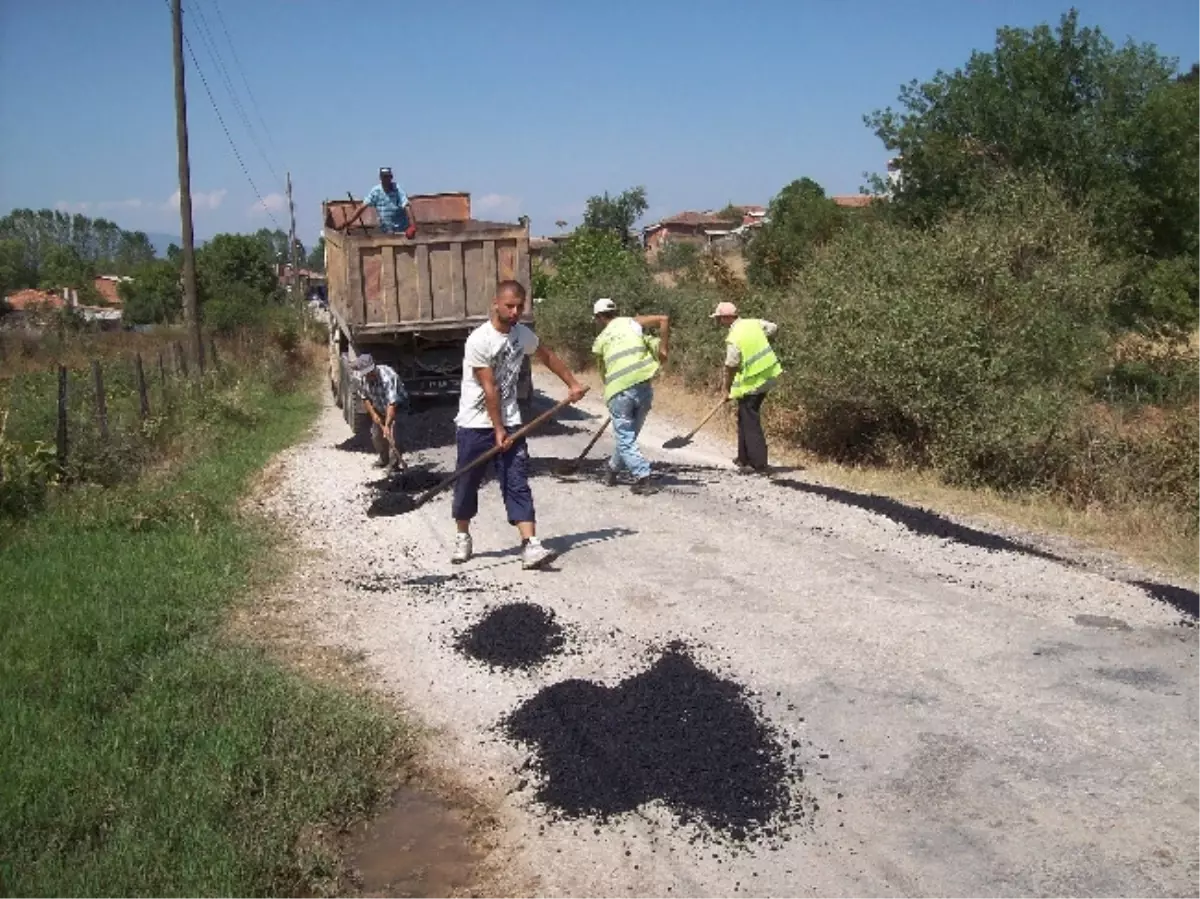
left=631, top=477, right=661, bottom=496
left=521, top=539, right=557, bottom=570
left=451, top=533, right=473, bottom=565
left=603, top=467, right=619, bottom=488
left=372, top=458, right=390, bottom=469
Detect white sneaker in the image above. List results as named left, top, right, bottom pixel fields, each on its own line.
left=451, top=533, right=473, bottom=564
left=521, top=539, right=557, bottom=570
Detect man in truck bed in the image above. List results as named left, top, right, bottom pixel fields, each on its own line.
left=450, top=279, right=587, bottom=570
left=340, top=166, right=417, bottom=237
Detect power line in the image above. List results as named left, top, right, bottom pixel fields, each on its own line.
left=164, top=0, right=283, bottom=229
left=208, top=0, right=285, bottom=167
left=187, top=0, right=285, bottom=193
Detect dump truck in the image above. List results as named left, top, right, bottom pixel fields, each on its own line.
left=322, top=192, right=535, bottom=437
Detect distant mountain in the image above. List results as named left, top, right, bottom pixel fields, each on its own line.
left=144, top=232, right=180, bottom=257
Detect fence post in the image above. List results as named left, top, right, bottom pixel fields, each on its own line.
left=208, top=336, right=219, bottom=370
left=56, top=364, right=68, bottom=475
left=158, top=351, right=167, bottom=387
left=91, top=359, right=109, bottom=441
left=134, top=352, right=150, bottom=419
left=174, top=341, right=188, bottom=379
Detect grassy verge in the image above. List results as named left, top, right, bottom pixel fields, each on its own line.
left=0, top=374, right=407, bottom=895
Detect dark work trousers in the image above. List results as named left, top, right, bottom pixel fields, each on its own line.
left=451, top=427, right=535, bottom=525
left=736, top=392, right=769, bottom=470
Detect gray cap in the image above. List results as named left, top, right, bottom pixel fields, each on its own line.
left=350, top=353, right=375, bottom=375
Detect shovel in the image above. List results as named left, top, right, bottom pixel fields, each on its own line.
left=345, top=191, right=369, bottom=235
left=662, top=397, right=728, bottom=450
left=554, top=415, right=612, bottom=477
left=384, top=391, right=588, bottom=516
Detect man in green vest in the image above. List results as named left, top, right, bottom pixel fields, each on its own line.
left=591, top=298, right=670, bottom=495
left=711, top=301, right=782, bottom=473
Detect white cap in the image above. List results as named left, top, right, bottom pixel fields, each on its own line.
left=593, top=298, right=617, bottom=315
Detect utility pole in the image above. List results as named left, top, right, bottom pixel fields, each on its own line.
left=286, top=171, right=306, bottom=335
left=172, top=0, right=204, bottom=374
left=286, top=171, right=300, bottom=299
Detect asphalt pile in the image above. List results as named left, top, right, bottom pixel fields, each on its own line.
left=505, top=643, right=804, bottom=843
left=454, top=602, right=567, bottom=671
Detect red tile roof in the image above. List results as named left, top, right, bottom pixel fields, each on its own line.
left=92, top=276, right=122, bottom=306
left=4, top=288, right=64, bottom=311
left=833, top=195, right=874, bottom=208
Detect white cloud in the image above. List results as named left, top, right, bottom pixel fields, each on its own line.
left=475, top=193, right=522, bottom=218
left=55, top=201, right=92, bottom=213
left=164, top=188, right=227, bottom=212
left=248, top=192, right=288, bottom=217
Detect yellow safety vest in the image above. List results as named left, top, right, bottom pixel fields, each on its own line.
left=594, top=317, right=660, bottom=402
left=727, top=318, right=782, bottom=399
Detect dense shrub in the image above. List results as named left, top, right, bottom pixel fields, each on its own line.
left=781, top=175, right=1117, bottom=486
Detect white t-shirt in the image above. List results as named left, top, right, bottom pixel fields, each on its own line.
left=455, top=320, right=540, bottom=429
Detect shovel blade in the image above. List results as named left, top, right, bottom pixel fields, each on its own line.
left=662, top=436, right=692, bottom=450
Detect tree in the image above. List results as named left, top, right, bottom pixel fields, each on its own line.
left=864, top=8, right=1198, bottom=331
left=38, top=245, right=92, bottom=290
left=196, top=233, right=281, bottom=332
left=306, top=236, right=325, bottom=273
left=119, top=259, right=182, bottom=325
left=746, top=178, right=844, bottom=287
left=0, top=239, right=34, bottom=300
left=0, top=208, right=159, bottom=281
left=582, top=186, right=648, bottom=247
left=554, top=219, right=569, bottom=231
left=251, top=227, right=290, bottom=265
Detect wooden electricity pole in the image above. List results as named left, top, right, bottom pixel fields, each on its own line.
left=172, top=0, right=204, bottom=375
left=287, top=172, right=300, bottom=292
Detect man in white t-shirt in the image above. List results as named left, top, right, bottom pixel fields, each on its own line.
left=451, top=279, right=587, bottom=569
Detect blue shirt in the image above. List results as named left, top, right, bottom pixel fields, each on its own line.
left=356, top=364, right=407, bottom=411
left=365, top=183, right=410, bottom=232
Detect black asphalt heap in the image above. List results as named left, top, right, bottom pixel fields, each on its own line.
left=505, top=644, right=803, bottom=841
left=455, top=602, right=566, bottom=670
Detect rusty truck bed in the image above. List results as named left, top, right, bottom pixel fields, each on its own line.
left=323, top=196, right=532, bottom=339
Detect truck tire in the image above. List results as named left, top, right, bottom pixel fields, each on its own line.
left=330, top=318, right=344, bottom=407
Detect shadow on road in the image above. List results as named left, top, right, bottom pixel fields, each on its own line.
left=770, top=477, right=1065, bottom=562
left=466, top=527, right=639, bottom=570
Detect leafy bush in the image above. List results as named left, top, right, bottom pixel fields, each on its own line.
left=0, top=434, right=55, bottom=519
left=776, top=175, right=1119, bottom=487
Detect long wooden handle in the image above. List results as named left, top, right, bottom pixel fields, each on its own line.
left=575, top=416, right=612, bottom=461
left=412, top=392, right=587, bottom=509
left=687, top=397, right=728, bottom=438
left=346, top=191, right=368, bottom=235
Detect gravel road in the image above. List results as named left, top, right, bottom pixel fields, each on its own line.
left=259, top=373, right=1198, bottom=898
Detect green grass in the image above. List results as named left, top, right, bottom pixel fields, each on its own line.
left=0, top=383, right=406, bottom=896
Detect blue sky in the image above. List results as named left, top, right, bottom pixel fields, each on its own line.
left=1, top=1, right=1196, bottom=246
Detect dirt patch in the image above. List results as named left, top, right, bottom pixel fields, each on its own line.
left=504, top=642, right=809, bottom=847
left=454, top=602, right=569, bottom=671
left=344, top=785, right=482, bottom=898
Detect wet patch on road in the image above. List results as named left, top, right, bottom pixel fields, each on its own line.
left=1094, top=666, right=1175, bottom=690
left=1073, top=614, right=1132, bottom=631
left=344, top=785, right=481, bottom=897
left=454, top=602, right=571, bottom=671
left=503, top=641, right=809, bottom=848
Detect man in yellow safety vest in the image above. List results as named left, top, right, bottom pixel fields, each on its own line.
left=711, top=301, right=782, bottom=473
left=591, top=298, right=670, bottom=495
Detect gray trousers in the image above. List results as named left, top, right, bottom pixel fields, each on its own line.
left=370, top=417, right=402, bottom=466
